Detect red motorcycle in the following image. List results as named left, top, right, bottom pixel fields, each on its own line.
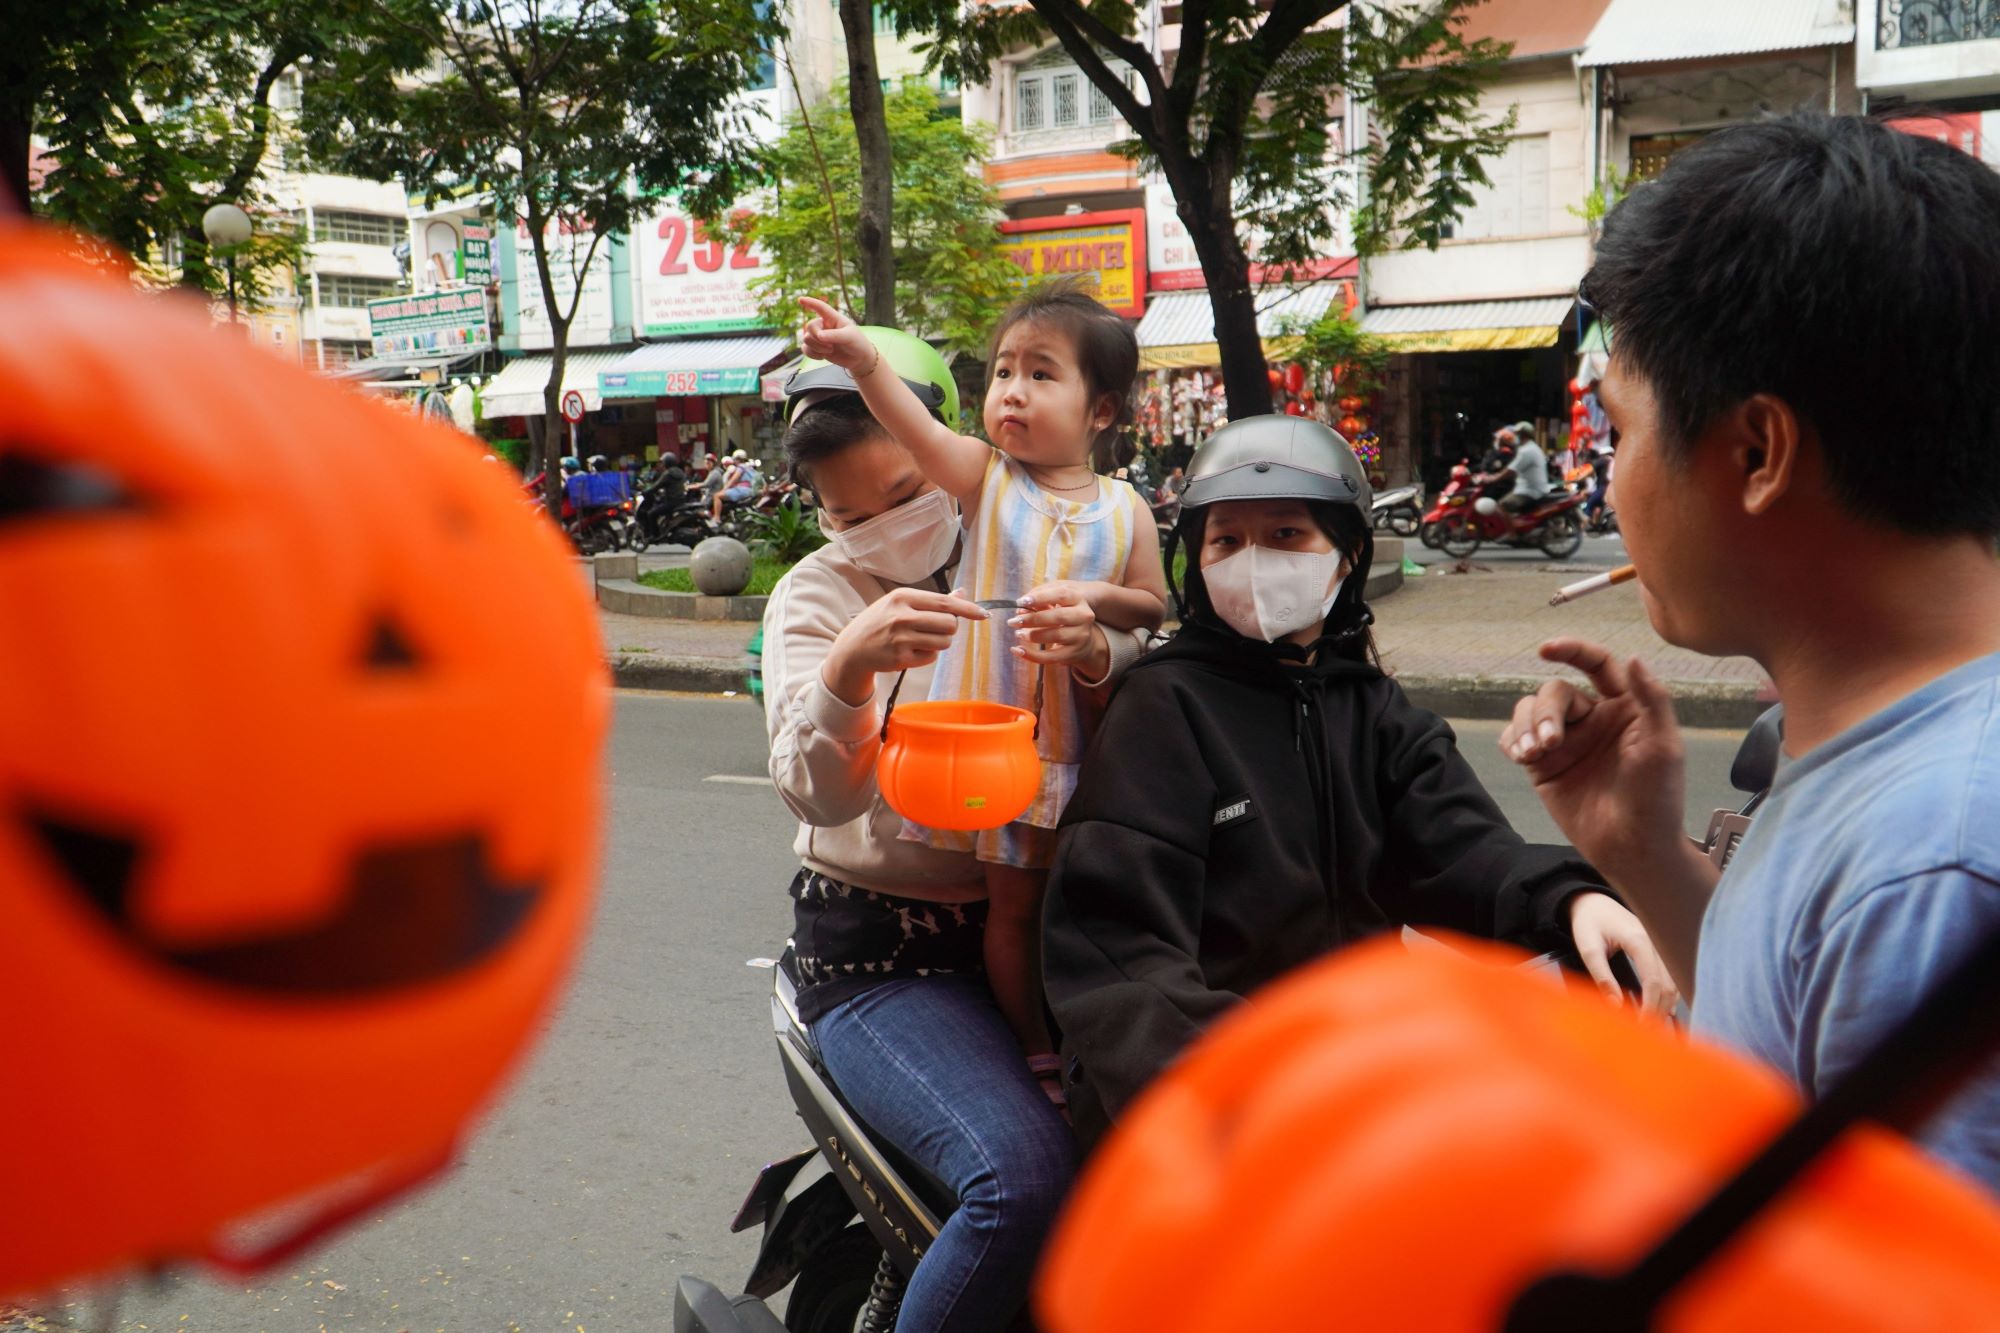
left=1417, top=464, right=1476, bottom=550
left=1435, top=479, right=1586, bottom=559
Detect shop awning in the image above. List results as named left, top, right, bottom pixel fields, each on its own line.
left=1580, top=0, right=1852, bottom=66
left=597, top=335, right=791, bottom=399
left=1360, top=298, right=1576, bottom=353
left=1136, top=283, right=1348, bottom=371
left=479, top=348, right=637, bottom=419
left=332, top=352, right=479, bottom=383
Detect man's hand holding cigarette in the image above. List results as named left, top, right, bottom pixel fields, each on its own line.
left=1497, top=638, right=1719, bottom=994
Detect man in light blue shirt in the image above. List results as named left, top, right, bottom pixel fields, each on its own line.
left=1497, top=115, right=2000, bottom=1193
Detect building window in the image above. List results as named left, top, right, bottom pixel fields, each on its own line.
left=939, top=70, right=959, bottom=95
left=319, top=339, right=371, bottom=368
left=1089, top=79, right=1114, bottom=124
left=873, top=3, right=896, bottom=33
left=1628, top=131, right=1708, bottom=183
left=318, top=275, right=402, bottom=308
left=1053, top=73, right=1079, bottom=127
left=1879, top=0, right=2000, bottom=48
left=313, top=211, right=404, bottom=247
left=1441, top=134, right=1550, bottom=240
left=1016, top=76, right=1044, bottom=131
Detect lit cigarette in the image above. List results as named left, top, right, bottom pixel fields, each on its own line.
left=1549, top=564, right=1638, bottom=606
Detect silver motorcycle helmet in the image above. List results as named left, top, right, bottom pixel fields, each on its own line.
left=1172, top=415, right=1375, bottom=648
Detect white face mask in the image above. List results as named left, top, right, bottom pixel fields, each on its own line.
left=818, top=487, right=962, bottom=585
left=1201, top=544, right=1346, bottom=642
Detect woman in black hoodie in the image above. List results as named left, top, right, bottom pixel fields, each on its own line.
left=1042, top=417, right=1674, bottom=1150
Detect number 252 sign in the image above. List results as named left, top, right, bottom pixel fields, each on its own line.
left=639, top=210, right=766, bottom=336
left=655, top=215, right=757, bottom=276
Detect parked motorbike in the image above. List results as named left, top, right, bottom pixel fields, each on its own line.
left=1436, top=482, right=1587, bottom=560
left=1371, top=484, right=1423, bottom=538
left=658, top=709, right=1811, bottom=1333
left=565, top=500, right=634, bottom=555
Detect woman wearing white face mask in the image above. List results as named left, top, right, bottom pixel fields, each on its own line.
left=760, top=339, right=1149, bottom=1332
left=1042, top=416, right=1676, bottom=1153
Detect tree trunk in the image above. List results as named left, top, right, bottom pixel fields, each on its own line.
left=525, top=211, right=572, bottom=522
left=835, top=0, right=895, bottom=325
left=1, top=114, right=30, bottom=213
left=1181, top=200, right=1273, bottom=419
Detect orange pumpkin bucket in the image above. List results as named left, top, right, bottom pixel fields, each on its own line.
left=877, top=700, right=1041, bottom=830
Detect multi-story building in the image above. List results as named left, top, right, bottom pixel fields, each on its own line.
left=1856, top=0, right=2000, bottom=165
left=1355, top=0, right=1615, bottom=488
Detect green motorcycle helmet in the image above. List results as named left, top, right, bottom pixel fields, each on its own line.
left=1171, top=415, right=1376, bottom=653
left=784, top=325, right=959, bottom=426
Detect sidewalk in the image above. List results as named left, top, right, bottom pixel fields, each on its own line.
left=600, top=561, right=1770, bottom=728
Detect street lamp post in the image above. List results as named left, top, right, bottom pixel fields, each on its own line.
left=200, top=202, right=253, bottom=326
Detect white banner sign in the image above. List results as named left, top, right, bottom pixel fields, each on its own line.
left=635, top=206, right=768, bottom=337
left=510, top=217, right=615, bottom=350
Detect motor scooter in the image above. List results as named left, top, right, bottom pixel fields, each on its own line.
left=1371, top=483, right=1423, bottom=537
left=659, top=706, right=1806, bottom=1333
left=1417, top=465, right=1474, bottom=550
left=1436, top=482, right=1587, bottom=560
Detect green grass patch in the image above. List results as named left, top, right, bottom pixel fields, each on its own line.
left=639, top=558, right=793, bottom=597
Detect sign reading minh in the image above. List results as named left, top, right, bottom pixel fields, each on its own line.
left=997, top=209, right=1147, bottom=319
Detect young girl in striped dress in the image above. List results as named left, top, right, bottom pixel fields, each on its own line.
left=799, top=285, right=1166, bottom=1087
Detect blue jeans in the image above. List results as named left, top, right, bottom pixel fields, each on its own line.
left=811, top=973, right=1077, bottom=1333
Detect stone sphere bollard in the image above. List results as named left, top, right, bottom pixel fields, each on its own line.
left=690, top=536, right=752, bottom=597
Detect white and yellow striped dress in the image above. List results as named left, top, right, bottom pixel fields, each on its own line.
left=903, top=450, right=1135, bottom=869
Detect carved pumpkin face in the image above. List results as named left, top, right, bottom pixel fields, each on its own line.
left=1039, top=936, right=2000, bottom=1332
left=0, top=225, right=607, bottom=1296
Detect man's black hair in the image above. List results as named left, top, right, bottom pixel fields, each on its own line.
left=1582, top=112, right=2000, bottom=538
left=782, top=393, right=887, bottom=491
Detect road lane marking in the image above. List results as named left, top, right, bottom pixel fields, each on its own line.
left=704, top=774, right=772, bottom=786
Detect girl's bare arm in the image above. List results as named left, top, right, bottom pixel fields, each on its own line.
left=798, top=297, right=989, bottom=500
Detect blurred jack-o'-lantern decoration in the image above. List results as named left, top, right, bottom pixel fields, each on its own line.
left=1039, top=936, right=2000, bottom=1333
left=0, top=225, right=607, bottom=1297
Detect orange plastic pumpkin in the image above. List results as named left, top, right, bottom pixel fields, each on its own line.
left=878, top=701, right=1039, bottom=831
left=0, top=225, right=607, bottom=1298
left=1039, top=936, right=2000, bottom=1333
left=1338, top=413, right=1365, bottom=435
left=1337, top=394, right=1366, bottom=413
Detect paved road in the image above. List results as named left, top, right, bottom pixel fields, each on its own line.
left=50, top=693, right=1745, bottom=1333
left=1404, top=528, right=1627, bottom=570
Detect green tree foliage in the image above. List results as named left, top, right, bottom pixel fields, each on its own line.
left=4, top=0, right=381, bottom=305
left=920, top=0, right=1515, bottom=417
left=1279, top=307, right=1391, bottom=399
left=300, top=0, right=782, bottom=513
left=709, top=81, right=1019, bottom=358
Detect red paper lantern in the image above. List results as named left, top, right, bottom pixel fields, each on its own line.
left=1284, top=363, right=1306, bottom=395
left=1337, top=395, right=1365, bottom=414
left=1569, top=377, right=1589, bottom=399
left=1266, top=367, right=1284, bottom=392
left=1299, top=388, right=1315, bottom=406
left=1285, top=401, right=1307, bottom=417
left=1338, top=414, right=1364, bottom=435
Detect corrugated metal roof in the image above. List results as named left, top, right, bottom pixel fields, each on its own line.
left=1136, top=283, right=1344, bottom=348
left=600, top=335, right=789, bottom=376
left=1580, top=0, right=1853, bottom=66
left=478, top=347, right=634, bottom=419
left=1360, top=298, right=1576, bottom=336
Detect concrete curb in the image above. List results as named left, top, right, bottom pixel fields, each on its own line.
left=1394, top=671, right=1767, bottom=730
left=606, top=652, right=1767, bottom=728
left=610, top=653, right=749, bottom=694
left=597, top=577, right=768, bottom=621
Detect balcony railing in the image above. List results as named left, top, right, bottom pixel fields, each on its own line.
left=1879, top=0, right=2000, bottom=49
